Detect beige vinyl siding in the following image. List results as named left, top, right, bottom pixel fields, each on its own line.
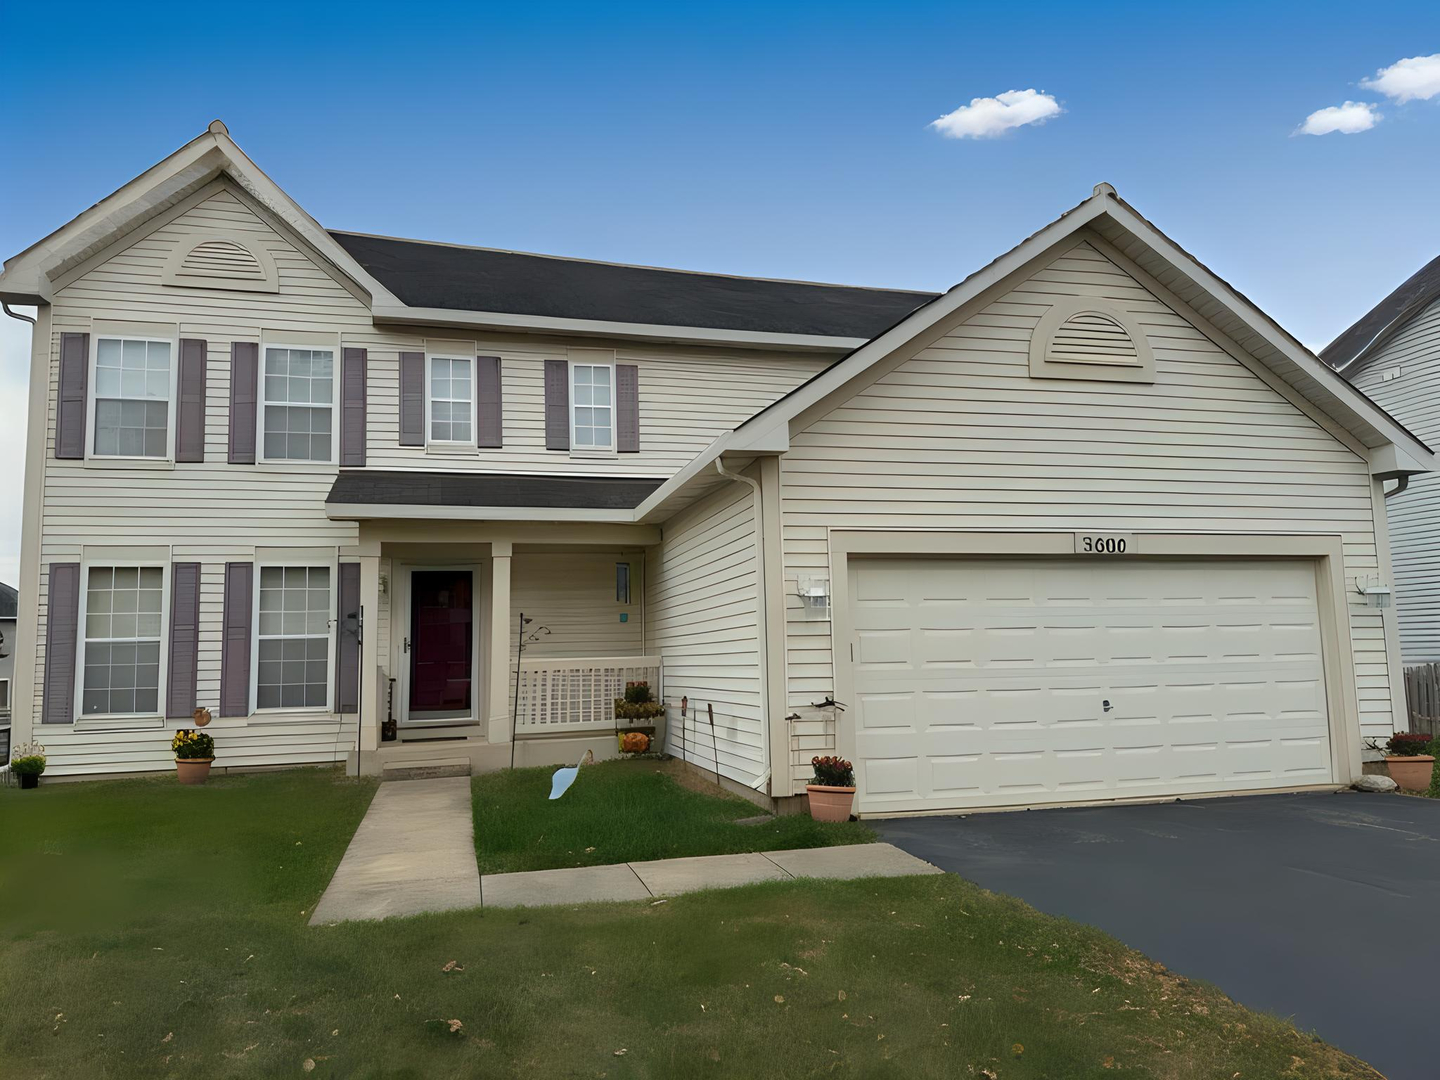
left=509, top=551, right=646, bottom=662
left=646, top=481, right=765, bottom=787
left=1350, top=295, right=1440, bottom=664
left=29, top=183, right=816, bottom=774
left=779, top=239, right=1391, bottom=787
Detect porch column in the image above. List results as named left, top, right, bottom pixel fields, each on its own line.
left=487, top=540, right=513, bottom=743
left=357, top=554, right=382, bottom=764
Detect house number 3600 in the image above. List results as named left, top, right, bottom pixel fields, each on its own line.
left=1074, top=533, right=1134, bottom=555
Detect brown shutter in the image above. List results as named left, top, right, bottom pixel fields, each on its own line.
left=166, top=562, right=201, bottom=718
left=476, top=355, right=502, bottom=448
left=544, top=359, right=569, bottom=450
left=335, top=562, right=361, bottom=714
left=616, top=363, right=639, bottom=453
left=228, top=342, right=259, bottom=464
left=399, top=351, right=425, bottom=446
left=42, top=563, right=81, bottom=723
left=219, top=562, right=253, bottom=717
left=341, top=347, right=367, bottom=466
left=56, top=333, right=89, bottom=460
left=176, top=339, right=207, bottom=462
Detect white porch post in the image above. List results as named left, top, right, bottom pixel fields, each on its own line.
left=356, top=553, right=382, bottom=768
left=487, top=540, right=513, bottom=743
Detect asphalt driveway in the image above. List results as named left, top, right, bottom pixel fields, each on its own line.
left=877, top=792, right=1440, bottom=1080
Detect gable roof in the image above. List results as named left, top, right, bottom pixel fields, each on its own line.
left=1321, top=253, right=1440, bottom=373
left=326, top=470, right=665, bottom=518
left=331, top=231, right=936, bottom=341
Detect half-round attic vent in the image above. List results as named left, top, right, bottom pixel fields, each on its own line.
left=1029, top=297, right=1155, bottom=383
left=162, top=232, right=279, bottom=293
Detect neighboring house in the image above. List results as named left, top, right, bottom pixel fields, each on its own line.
left=0, top=122, right=1430, bottom=814
left=0, top=580, right=15, bottom=760
left=1323, top=256, right=1440, bottom=669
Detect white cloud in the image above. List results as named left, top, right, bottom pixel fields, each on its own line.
left=1361, top=53, right=1440, bottom=103
left=930, top=89, right=1063, bottom=139
left=1298, top=101, right=1380, bottom=135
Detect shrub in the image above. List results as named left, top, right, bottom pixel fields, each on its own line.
left=1386, top=732, right=1434, bottom=757
left=1429, top=747, right=1440, bottom=799
left=614, top=699, right=665, bottom=721
left=623, top=681, right=654, bottom=705
left=810, top=755, right=855, bottom=788
left=172, top=729, right=216, bottom=760
left=9, top=742, right=46, bottom=777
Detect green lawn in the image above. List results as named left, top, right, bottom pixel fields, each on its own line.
left=471, top=758, right=874, bottom=874
left=0, top=770, right=1381, bottom=1079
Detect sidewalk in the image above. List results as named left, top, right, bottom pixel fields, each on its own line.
left=309, top=777, right=942, bottom=925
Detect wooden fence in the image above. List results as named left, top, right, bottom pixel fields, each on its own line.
left=1403, top=663, right=1440, bottom=738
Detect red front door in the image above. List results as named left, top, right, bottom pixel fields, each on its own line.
left=409, top=570, right=474, bottom=717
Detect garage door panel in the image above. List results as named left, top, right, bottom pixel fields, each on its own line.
left=848, top=557, right=1335, bottom=813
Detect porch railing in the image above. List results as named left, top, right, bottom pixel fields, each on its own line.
left=513, top=655, right=662, bottom=736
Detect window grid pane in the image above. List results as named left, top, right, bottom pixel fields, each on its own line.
left=82, top=565, right=163, bottom=715
left=429, top=357, right=473, bottom=443
left=262, top=347, right=335, bottom=461
left=572, top=364, right=613, bottom=449
left=257, top=565, right=331, bottom=710
left=93, top=338, right=171, bottom=458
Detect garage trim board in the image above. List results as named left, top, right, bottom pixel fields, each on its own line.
left=829, top=530, right=1363, bottom=816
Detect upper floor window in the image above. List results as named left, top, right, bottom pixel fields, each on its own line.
left=80, top=564, right=165, bottom=717
left=262, top=346, right=336, bottom=462
left=429, top=356, right=473, bottom=444
left=92, top=337, right=174, bottom=458
left=570, top=362, right=613, bottom=451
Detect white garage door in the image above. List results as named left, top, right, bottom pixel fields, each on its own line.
left=848, top=557, right=1334, bottom=814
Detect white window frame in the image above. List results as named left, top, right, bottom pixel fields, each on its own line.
left=250, top=556, right=337, bottom=715
left=73, top=558, right=170, bottom=725
left=86, top=333, right=179, bottom=463
left=616, top=562, right=631, bottom=605
left=425, top=353, right=476, bottom=447
left=258, top=341, right=341, bottom=466
left=569, top=360, right=616, bottom=454
left=0, top=677, right=10, bottom=719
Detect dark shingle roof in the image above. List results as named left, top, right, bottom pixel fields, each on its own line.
left=1322, top=253, right=1440, bottom=371
left=0, top=581, right=15, bottom=620
left=329, top=231, right=938, bottom=340
left=326, top=471, right=665, bottom=511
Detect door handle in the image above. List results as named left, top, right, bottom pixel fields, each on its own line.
left=404, top=637, right=412, bottom=653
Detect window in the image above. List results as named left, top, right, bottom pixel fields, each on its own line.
left=616, top=562, right=631, bottom=604
left=256, top=566, right=331, bottom=709
left=81, top=565, right=164, bottom=716
left=261, top=346, right=335, bottom=462
left=570, top=363, right=613, bottom=450
left=429, top=356, right=473, bottom=443
left=92, top=337, right=173, bottom=458
left=0, top=678, right=9, bottom=718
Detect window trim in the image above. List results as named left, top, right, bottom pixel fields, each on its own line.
left=249, top=555, right=337, bottom=715
left=424, top=353, right=477, bottom=448
left=569, top=360, right=616, bottom=454
left=85, top=333, right=179, bottom=463
left=257, top=341, right=341, bottom=466
left=0, top=676, right=10, bottom=719
left=73, top=558, right=170, bottom=724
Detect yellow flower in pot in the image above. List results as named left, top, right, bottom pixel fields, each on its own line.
left=172, top=728, right=217, bottom=785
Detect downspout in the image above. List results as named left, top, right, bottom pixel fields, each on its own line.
left=1385, top=475, right=1410, bottom=500
left=3, top=303, right=37, bottom=325
left=714, top=457, right=771, bottom=791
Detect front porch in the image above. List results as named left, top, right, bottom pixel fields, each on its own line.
left=347, top=522, right=665, bottom=778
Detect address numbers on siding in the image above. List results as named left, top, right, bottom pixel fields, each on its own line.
left=1074, top=533, right=1135, bottom=555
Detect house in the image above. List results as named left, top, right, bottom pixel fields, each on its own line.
left=0, top=121, right=1429, bottom=814
left=1322, top=256, right=1440, bottom=672
left=0, top=581, right=15, bottom=760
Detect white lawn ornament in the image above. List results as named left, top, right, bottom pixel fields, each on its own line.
left=549, top=749, right=595, bottom=800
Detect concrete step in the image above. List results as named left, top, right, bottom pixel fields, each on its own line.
left=381, top=757, right=473, bottom=781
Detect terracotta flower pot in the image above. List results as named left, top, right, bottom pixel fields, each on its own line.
left=1385, top=755, right=1433, bottom=792
left=806, top=784, right=856, bottom=822
left=175, top=757, right=214, bottom=786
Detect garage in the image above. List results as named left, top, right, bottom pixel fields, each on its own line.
left=846, top=555, right=1336, bottom=814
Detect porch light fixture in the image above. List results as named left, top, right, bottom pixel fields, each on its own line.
left=1356, top=576, right=1392, bottom=610
left=798, top=576, right=829, bottom=613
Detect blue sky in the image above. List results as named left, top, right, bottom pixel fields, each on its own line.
left=1, top=0, right=1438, bottom=580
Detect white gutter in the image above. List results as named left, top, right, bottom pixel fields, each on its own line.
left=713, top=457, right=772, bottom=792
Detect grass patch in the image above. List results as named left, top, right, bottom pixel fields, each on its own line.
left=472, top=758, right=873, bottom=874
left=1, top=770, right=1381, bottom=1079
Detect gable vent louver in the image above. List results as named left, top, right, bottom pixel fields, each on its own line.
left=183, top=239, right=266, bottom=280
left=162, top=232, right=279, bottom=293
left=1048, top=311, right=1139, bottom=365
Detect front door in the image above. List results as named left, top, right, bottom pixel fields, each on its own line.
left=408, top=569, right=475, bottom=722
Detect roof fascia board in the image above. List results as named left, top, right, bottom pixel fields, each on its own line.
left=631, top=431, right=735, bottom=521
left=728, top=198, right=1112, bottom=452
left=370, top=303, right=865, bottom=353
left=1369, top=443, right=1429, bottom=479
left=1100, top=199, right=1433, bottom=470
left=325, top=502, right=640, bottom=524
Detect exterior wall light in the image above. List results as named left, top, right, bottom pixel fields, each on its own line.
left=1356, top=577, right=1392, bottom=609
left=798, top=576, right=830, bottom=614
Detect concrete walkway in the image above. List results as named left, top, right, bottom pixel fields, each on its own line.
left=310, top=776, right=940, bottom=923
